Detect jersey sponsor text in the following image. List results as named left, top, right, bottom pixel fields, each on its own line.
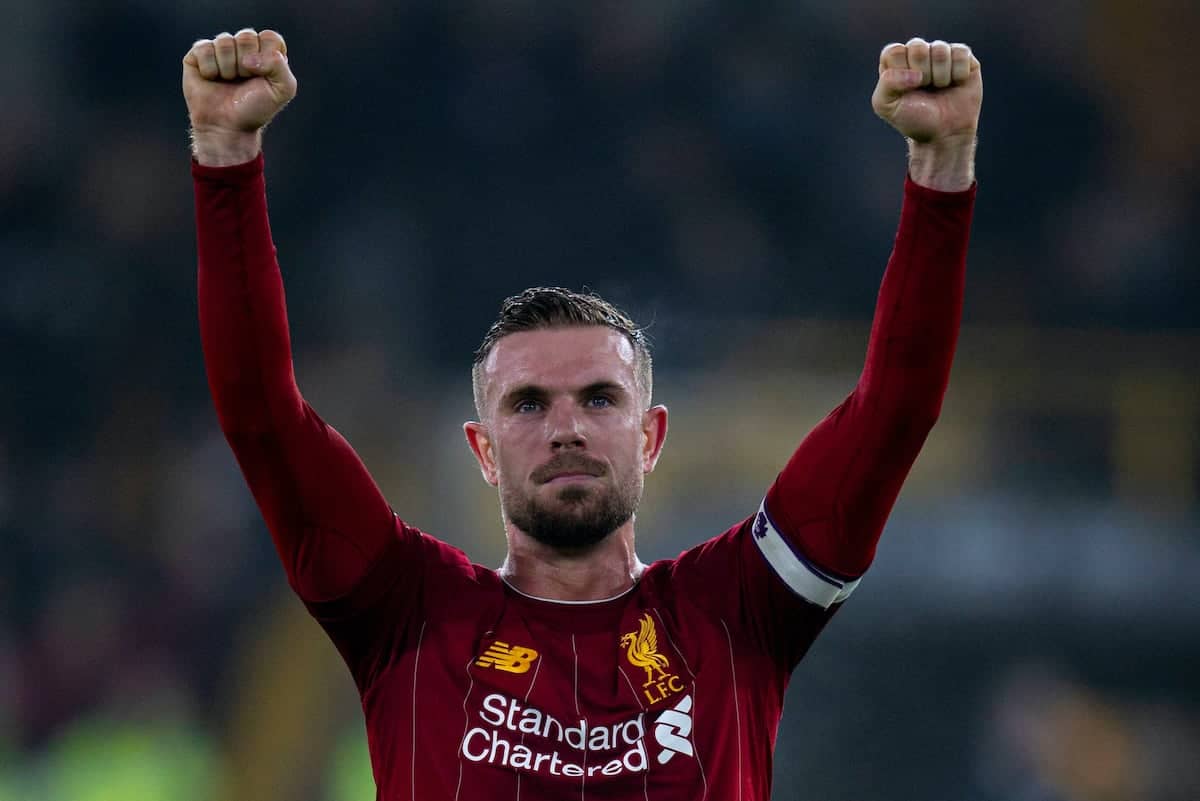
left=462, top=692, right=649, bottom=777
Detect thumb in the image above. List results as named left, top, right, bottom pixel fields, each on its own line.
left=871, top=67, right=923, bottom=119
left=878, top=68, right=924, bottom=100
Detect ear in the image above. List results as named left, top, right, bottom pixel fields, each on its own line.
left=640, top=404, right=669, bottom=474
left=463, top=421, right=499, bottom=486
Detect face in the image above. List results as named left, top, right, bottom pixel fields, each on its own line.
left=464, top=326, right=668, bottom=551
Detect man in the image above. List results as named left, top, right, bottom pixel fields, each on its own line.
left=184, top=27, right=981, bottom=800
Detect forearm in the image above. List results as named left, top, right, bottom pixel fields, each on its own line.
left=859, top=173, right=976, bottom=419
left=194, top=153, right=300, bottom=431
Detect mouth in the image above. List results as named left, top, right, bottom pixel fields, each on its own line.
left=534, top=458, right=606, bottom=485
left=544, top=472, right=600, bottom=485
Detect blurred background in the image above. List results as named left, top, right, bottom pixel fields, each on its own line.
left=2, top=0, right=1198, bottom=799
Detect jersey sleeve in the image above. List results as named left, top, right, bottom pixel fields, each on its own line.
left=675, top=174, right=977, bottom=670
left=193, top=155, right=423, bottom=671
left=762, top=174, right=976, bottom=596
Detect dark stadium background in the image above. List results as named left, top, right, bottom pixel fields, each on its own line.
left=2, top=1, right=1198, bottom=799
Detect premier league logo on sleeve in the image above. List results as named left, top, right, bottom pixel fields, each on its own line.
left=753, top=511, right=768, bottom=540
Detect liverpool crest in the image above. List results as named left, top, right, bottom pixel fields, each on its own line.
left=621, top=613, right=685, bottom=705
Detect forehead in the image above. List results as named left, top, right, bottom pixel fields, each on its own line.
left=482, top=326, right=637, bottom=398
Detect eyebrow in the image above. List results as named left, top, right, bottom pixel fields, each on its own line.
left=579, top=381, right=627, bottom=399
left=499, top=384, right=550, bottom=409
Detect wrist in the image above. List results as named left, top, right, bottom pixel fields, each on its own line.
left=907, top=133, right=976, bottom=192
left=190, top=127, right=263, bottom=167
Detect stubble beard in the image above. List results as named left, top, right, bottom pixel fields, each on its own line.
left=503, top=474, right=641, bottom=552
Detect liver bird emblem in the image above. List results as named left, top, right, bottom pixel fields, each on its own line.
left=621, top=613, right=672, bottom=686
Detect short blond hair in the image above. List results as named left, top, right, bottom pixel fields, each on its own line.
left=471, top=287, right=652, bottom=416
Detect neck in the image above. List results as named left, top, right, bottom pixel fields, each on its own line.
left=500, top=519, right=644, bottom=601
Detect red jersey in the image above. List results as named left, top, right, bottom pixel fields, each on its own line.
left=192, top=155, right=975, bottom=800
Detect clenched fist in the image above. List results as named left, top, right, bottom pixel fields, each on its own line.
left=872, top=37, right=982, bottom=144
left=871, top=37, right=982, bottom=191
left=182, top=28, right=297, bottom=166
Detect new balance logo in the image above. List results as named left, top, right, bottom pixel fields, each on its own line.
left=475, top=641, right=539, bottom=674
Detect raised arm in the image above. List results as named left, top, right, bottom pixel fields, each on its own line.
left=184, top=29, right=400, bottom=606
left=758, top=39, right=983, bottom=601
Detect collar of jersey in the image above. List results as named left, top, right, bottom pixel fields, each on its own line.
left=500, top=577, right=640, bottom=605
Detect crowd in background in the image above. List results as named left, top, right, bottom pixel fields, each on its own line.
left=2, top=1, right=1198, bottom=798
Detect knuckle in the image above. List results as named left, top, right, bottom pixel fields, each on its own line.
left=906, top=36, right=927, bottom=47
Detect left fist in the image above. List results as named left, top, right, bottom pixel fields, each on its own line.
left=872, top=38, right=982, bottom=144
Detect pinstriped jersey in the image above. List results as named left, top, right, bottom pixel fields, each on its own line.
left=305, top=504, right=847, bottom=801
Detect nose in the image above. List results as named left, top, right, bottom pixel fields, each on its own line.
left=547, top=403, right=586, bottom=450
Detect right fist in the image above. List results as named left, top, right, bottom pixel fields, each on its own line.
left=183, top=28, right=296, bottom=161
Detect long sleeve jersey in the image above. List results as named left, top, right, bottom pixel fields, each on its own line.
left=193, top=154, right=975, bottom=800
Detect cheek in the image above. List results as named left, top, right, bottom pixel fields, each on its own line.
left=490, top=428, right=536, bottom=480
left=609, top=418, right=647, bottom=468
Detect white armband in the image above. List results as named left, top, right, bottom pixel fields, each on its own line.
left=750, top=499, right=861, bottom=609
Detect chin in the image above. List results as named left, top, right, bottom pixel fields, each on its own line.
left=551, top=484, right=595, bottom=504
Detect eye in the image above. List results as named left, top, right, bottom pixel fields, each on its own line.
left=514, top=398, right=543, bottom=414
left=586, top=395, right=613, bottom=409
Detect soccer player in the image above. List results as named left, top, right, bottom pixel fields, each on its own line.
left=184, top=28, right=981, bottom=800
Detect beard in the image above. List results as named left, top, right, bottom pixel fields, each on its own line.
left=502, top=458, right=641, bottom=551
